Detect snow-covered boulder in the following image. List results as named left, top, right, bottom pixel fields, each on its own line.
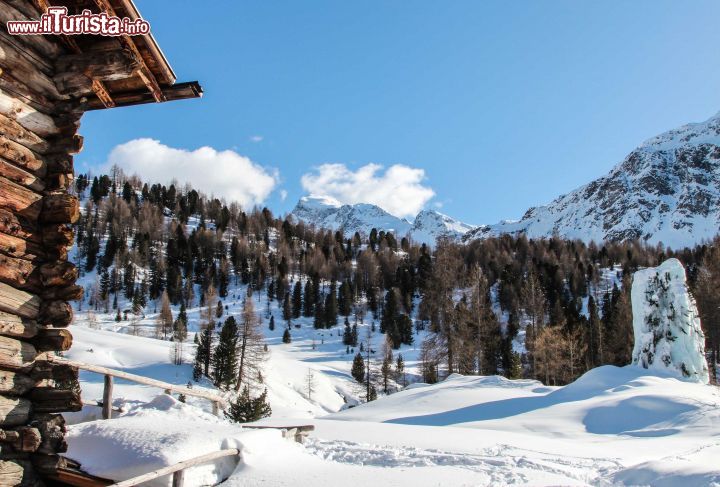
left=631, top=258, right=709, bottom=384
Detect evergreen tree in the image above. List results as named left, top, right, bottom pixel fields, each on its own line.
left=324, top=284, right=338, bottom=328
left=395, top=353, right=406, bottom=386
left=351, top=353, right=365, bottom=383
left=302, top=279, right=314, bottom=317
left=292, top=281, right=303, bottom=319
left=225, top=386, right=272, bottom=423
left=212, top=316, right=239, bottom=389
left=193, top=328, right=213, bottom=381
left=351, top=323, right=358, bottom=347
left=269, top=315, right=275, bottom=331
left=282, top=293, right=292, bottom=324
left=173, top=302, right=188, bottom=341
left=342, top=317, right=353, bottom=346
left=282, top=328, right=292, bottom=344
left=381, top=348, right=393, bottom=393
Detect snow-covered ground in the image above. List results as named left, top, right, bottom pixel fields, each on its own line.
left=65, top=317, right=720, bottom=486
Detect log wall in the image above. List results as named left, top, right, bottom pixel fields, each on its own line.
left=0, top=2, right=84, bottom=485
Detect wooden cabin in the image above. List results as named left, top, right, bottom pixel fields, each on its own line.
left=0, top=1, right=201, bottom=484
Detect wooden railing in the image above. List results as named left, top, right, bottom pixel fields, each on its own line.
left=47, top=355, right=227, bottom=417
left=48, top=356, right=314, bottom=486
left=109, top=448, right=241, bottom=487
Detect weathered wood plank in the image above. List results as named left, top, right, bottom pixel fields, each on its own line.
left=0, top=312, right=39, bottom=339
left=0, top=113, right=51, bottom=154
left=30, top=413, right=68, bottom=455
left=48, top=356, right=228, bottom=406
left=0, top=336, right=37, bottom=370
left=41, top=192, right=79, bottom=224
left=0, top=282, right=40, bottom=320
left=0, top=396, right=31, bottom=427
left=110, top=449, right=240, bottom=487
left=0, top=370, right=37, bottom=395
left=0, top=159, right=45, bottom=192
left=0, top=208, right=38, bottom=243
left=0, top=3, right=63, bottom=60
left=29, top=358, right=77, bottom=382
left=38, top=300, right=72, bottom=327
left=0, top=175, right=43, bottom=222
left=29, top=387, right=82, bottom=413
left=0, top=459, right=24, bottom=486
left=31, top=328, right=72, bottom=353
left=0, top=231, right=50, bottom=262
left=54, top=50, right=140, bottom=96
left=0, top=252, right=36, bottom=289
left=0, top=427, right=42, bottom=452
left=39, top=262, right=77, bottom=287
left=0, top=90, right=70, bottom=139
left=40, top=284, right=83, bottom=302
left=0, top=34, right=60, bottom=100
left=0, top=136, right=46, bottom=176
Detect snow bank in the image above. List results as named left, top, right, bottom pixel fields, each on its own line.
left=67, top=395, right=286, bottom=486
left=631, top=258, right=709, bottom=384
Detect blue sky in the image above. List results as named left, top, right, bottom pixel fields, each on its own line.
left=78, top=0, right=720, bottom=224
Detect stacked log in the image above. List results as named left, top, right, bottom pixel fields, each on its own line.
left=0, top=2, right=83, bottom=485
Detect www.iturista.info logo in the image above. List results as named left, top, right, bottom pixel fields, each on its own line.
left=7, top=6, right=150, bottom=36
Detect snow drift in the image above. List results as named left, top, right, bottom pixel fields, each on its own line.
left=631, top=258, right=710, bottom=384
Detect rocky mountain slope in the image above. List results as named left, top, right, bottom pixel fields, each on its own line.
left=465, top=111, right=720, bottom=248
left=293, top=112, right=720, bottom=248
left=290, top=196, right=474, bottom=245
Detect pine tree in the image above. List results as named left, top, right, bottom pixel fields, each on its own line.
left=225, top=386, right=272, bottom=423
left=193, top=328, right=213, bottom=381
left=351, top=323, right=358, bottom=347
left=282, top=328, right=292, bottom=343
left=302, top=279, right=314, bottom=317
left=173, top=302, right=188, bottom=341
left=212, top=316, right=239, bottom=389
left=342, top=317, right=353, bottom=346
left=381, top=349, right=393, bottom=394
left=324, top=284, right=338, bottom=328
left=282, top=293, right=292, bottom=325
left=292, top=281, right=302, bottom=319
left=395, top=353, right=406, bottom=386
left=269, top=315, right=275, bottom=331
left=351, top=353, right=365, bottom=383
left=313, top=300, right=325, bottom=329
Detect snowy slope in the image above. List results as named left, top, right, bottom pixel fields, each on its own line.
left=290, top=196, right=474, bottom=245
left=64, top=327, right=720, bottom=487
left=465, top=111, right=720, bottom=248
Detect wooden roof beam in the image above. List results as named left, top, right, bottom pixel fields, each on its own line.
left=91, top=0, right=166, bottom=102
left=31, top=0, right=115, bottom=108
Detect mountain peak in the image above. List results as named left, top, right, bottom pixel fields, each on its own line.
left=290, top=198, right=473, bottom=245
left=468, top=111, right=720, bottom=247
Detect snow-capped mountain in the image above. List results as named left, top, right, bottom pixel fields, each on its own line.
left=290, top=196, right=473, bottom=245
left=465, top=111, right=720, bottom=248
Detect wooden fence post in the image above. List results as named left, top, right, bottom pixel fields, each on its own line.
left=172, top=469, right=184, bottom=487
left=102, top=374, right=113, bottom=420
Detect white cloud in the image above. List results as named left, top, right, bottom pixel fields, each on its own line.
left=300, top=163, right=434, bottom=218
left=279, top=189, right=288, bottom=201
left=249, top=135, right=264, bottom=143
left=106, top=139, right=278, bottom=207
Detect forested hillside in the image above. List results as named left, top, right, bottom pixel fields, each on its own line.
left=72, top=169, right=720, bottom=389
